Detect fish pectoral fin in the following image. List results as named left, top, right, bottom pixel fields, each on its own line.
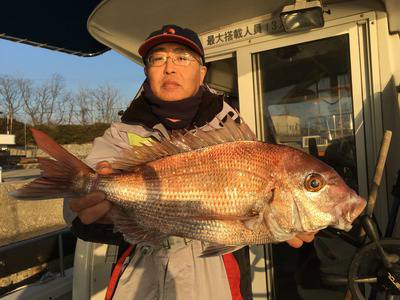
left=200, top=244, right=244, bottom=257
left=111, top=208, right=166, bottom=245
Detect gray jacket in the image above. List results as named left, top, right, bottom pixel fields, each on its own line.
left=63, top=93, right=242, bottom=300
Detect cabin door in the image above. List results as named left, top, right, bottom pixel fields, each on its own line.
left=235, top=14, right=385, bottom=299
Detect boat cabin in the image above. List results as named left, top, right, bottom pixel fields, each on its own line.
left=0, top=0, right=399, bottom=299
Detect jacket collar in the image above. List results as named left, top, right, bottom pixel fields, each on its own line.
left=121, top=89, right=224, bottom=130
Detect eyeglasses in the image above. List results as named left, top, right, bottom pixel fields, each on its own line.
left=146, top=52, right=201, bottom=67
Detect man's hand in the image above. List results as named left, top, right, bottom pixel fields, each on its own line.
left=286, top=232, right=316, bottom=248
left=69, top=161, right=114, bottom=224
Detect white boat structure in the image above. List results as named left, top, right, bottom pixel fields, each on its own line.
left=1, top=0, right=399, bottom=299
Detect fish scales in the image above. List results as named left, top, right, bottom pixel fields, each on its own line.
left=12, top=123, right=367, bottom=253
left=156, top=219, right=274, bottom=245
left=92, top=142, right=297, bottom=245
left=122, top=210, right=275, bottom=245
left=95, top=141, right=275, bottom=222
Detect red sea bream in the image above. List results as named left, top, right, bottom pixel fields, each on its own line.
left=12, top=118, right=366, bottom=256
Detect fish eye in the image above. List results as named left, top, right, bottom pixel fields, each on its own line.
left=304, top=173, right=325, bottom=192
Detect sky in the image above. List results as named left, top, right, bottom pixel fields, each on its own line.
left=0, top=38, right=146, bottom=107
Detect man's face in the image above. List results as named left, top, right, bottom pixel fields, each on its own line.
left=145, top=43, right=207, bottom=101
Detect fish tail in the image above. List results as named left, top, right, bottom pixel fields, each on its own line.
left=11, top=128, right=95, bottom=199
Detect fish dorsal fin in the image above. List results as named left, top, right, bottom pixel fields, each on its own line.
left=112, top=116, right=256, bottom=170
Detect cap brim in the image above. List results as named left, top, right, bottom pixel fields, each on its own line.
left=138, top=34, right=204, bottom=58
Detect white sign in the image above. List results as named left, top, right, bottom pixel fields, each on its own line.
left=0, top=134, right=15, bottom=145
left=201, top=17, right=284, bottom=49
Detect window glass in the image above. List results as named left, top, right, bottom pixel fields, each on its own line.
left=253, top=35, right=360, bottom=299
left=256, top=34, right=357, bottom=191
left=205, top=56, right=239, bottom=111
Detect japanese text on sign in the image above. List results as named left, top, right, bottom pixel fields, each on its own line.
left=202, top=18, right=284, bottom=48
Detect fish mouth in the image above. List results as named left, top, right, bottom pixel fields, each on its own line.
left=333, top=194, right=366, bottom=231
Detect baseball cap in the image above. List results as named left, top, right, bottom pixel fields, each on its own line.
left=138, top=24, right=204, bottom=63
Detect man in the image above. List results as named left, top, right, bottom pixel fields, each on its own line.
left=65, top=24, right=315, bottom=299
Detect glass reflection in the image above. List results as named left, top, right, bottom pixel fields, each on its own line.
left=254, top=34, right=360, bottom=299
left=259, top=35, right=357, bottom=191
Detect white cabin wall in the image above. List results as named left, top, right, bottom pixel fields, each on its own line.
left=375, top=11, right=400, bottom=236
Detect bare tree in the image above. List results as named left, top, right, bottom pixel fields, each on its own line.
left=73, top=87, right=94, bottom=125
left=1, top=74, right=125, bottom=126
left=0, top=75, right=23, bottom=133
left=91, top=84, right=122, bottom=123
left=21, top=74, right=65, bottom=125
left=33, top=82, right=51, bottom=125
left=46, top=74, right=65, bottom=124
left=59, top=91, right=75, bottom=124
left=16, top=77, right=36, bottom=124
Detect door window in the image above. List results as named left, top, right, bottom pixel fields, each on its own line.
left=252, top=34, right=360, bottom=299
left=254, top=34, right=358, bottom=191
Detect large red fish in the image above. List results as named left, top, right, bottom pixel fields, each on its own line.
left=12, top=118, right=366, bottom=256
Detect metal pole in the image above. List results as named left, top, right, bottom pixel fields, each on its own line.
left=6, top=112, right=9, bottom=134
left=346, top=130, right=392, bottom=300
left=24, top=121, right=27, bottom=156
left=58, top=233, right=65, bottom=277
left=333, top=115, right=336, bottom=139
left=0, top=111, right=3, bottom=134
left=338, top=83, right=343, bottom=138
left=366, top=130, right=393, bottom=217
